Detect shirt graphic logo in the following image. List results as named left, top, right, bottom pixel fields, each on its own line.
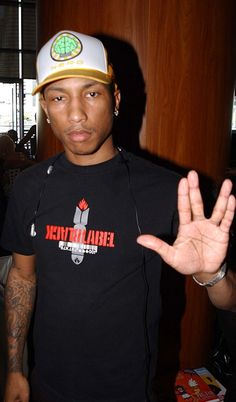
left=45, top=199, right=115, bottom=265
left=71, top=198, right=89, bottom=265
left=51, top=32, right=82, bottom=61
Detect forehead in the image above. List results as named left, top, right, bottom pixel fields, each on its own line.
left=43, top=77, right=109, bottom=94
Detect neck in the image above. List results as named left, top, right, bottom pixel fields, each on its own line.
left=65, top=144, right=118, bottom=166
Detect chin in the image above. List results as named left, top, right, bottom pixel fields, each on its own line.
left=75, top=139, right=111, bottom=154
left=68, top=144, right=100, bottom=157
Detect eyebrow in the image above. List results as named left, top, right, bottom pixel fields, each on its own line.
left=46, top=81, right=104, bottom=93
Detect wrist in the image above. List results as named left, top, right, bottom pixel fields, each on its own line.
left=7, top=371, right=25, bottom=380
left=7, top=367, right=24, bottom=374
left=192, top=263, right=227, bottom=287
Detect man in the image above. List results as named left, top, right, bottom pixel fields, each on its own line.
left=1, top=30, right=236, bottom=402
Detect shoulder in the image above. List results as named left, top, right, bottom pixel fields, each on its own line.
left=125, top=151, right=181, bottom=188
left=8, top=154, right=62, bottom=201
left=13, top=154, right=61, bottom=186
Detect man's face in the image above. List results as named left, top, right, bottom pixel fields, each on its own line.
left=40, top=77, right=120, bottom=165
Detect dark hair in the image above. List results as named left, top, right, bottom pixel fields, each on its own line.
left=7, top=129, right=18, bottom=143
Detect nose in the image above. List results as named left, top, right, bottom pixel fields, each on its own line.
left=68, top=97, right=86, bottom=123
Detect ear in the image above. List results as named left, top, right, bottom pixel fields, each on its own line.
left=114, top=89, right=121, bottom=111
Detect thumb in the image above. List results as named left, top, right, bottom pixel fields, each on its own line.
left=137, top=234, right=173, bottom=264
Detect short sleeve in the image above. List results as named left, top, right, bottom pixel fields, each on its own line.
left=1, top=178, right=36, bottom=255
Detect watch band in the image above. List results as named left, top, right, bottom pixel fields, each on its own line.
left=192, top=263, right=227, bottom=287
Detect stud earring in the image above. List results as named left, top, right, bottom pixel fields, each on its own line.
left=46, top=117, right=50, bottom=124
left=114, top=109, right=119, bottom=117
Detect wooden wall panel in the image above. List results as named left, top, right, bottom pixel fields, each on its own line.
left=36, top=0, right=236, bottom=376
left=145, top=0, right=236, bottom=182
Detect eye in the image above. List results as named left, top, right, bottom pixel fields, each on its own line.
left=53, top=96, right=64, bottom=102
left=86, top=91, right=98, bottom=98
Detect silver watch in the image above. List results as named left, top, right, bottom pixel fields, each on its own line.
left=192, top=263, right=227, bottom=287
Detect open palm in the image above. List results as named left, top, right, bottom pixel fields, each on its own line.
left=137, top=171, right=235, bottom=276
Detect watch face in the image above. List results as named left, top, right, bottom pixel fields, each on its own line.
left=206, top=265, right=227, bottom=287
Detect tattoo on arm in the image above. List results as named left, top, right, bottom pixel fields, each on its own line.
left=5, top=272, right=36, bottom=373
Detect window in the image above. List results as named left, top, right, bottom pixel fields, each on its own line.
left=0, top=0, right=36, bottom=154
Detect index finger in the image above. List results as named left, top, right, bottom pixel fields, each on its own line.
left=211, top=179, right=233, bottom=225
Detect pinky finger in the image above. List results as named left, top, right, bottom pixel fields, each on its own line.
left=220, top=195, right=236, bottom=233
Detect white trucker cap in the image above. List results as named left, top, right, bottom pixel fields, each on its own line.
left=32, top=30, right=115, bottom=95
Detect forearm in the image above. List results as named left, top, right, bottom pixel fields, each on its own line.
left=206, top=270, right=236, bottom=312
left=5, top=266, right=36, bottom=373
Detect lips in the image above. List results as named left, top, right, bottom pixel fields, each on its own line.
left=67, top=129, right=92, bottom=143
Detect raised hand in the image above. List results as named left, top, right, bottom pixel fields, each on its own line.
left=137, top=171, right=235, bottom=276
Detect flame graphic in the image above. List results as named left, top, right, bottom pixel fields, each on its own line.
left=78, top=198, right=88, bottom=211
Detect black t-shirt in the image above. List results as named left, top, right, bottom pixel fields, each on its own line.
left=1, top=151, right=180, bottom=401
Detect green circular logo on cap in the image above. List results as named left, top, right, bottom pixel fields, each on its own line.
left=51, top=32, right=82, bottom=61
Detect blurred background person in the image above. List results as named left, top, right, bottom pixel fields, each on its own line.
left=0, top=134, right=34, bottom=199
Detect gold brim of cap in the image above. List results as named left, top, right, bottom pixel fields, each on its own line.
left=32, top=68, right=112, bottom=95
